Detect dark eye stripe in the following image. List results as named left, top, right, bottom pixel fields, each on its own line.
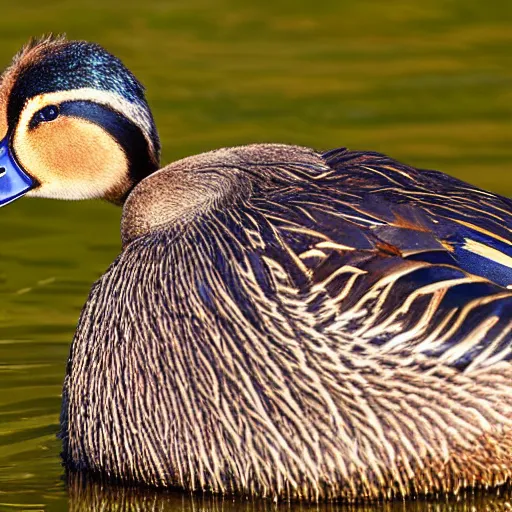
left=59, top=101, right=144, bottom=155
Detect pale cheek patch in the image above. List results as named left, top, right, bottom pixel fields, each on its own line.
left=14, top=116, right=129, bottom=200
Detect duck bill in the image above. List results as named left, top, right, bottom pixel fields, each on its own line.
left=0, top=136, right=34, bottom=206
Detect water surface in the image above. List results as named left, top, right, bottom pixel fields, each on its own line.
left=0, top=0, right=511, bottom=510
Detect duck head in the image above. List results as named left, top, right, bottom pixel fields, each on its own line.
left=0, top=35, right=160, bottom=206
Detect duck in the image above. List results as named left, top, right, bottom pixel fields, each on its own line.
left=1, top=35, right=512, bottom=501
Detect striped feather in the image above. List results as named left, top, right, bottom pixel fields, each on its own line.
left=62, top=144, right=512, bottom=500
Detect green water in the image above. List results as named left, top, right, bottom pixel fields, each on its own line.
left=0, top=0, right=511, bottom=510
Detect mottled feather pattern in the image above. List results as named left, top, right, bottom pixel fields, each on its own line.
left=62, top=144, right=512, bottom=500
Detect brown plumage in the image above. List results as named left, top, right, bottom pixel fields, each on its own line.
left=62, top=143, right=512, bottom=500
left=0, top=37, right=512, bottom=501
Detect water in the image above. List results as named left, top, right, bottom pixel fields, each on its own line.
left=0, top=0, right=511, bottom=510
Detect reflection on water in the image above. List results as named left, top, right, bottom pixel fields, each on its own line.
left=66, top=474, right=512, bottom=512
left=0, top=0, right=511, bottom=510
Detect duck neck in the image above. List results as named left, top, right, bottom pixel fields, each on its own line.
left=112, top=156, right=160, bottom=207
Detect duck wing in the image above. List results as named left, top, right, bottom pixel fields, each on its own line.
left=239, top=146, right=512, bottom=369
left=323, top=147, right=512, bottom=286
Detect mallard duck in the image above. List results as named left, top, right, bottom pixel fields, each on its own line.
left=1, top=35, right=512, bottom=501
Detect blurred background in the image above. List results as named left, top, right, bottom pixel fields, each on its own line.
left=0, top=0, right=510, bottom=510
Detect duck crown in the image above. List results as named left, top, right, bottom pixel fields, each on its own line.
left=10, top=38, right=144, bottom=121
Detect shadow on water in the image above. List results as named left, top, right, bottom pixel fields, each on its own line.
left=66, top=474, right=512, bottom=512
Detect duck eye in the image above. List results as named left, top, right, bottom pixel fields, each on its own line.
left=32, top=105, right=60, bottom=126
